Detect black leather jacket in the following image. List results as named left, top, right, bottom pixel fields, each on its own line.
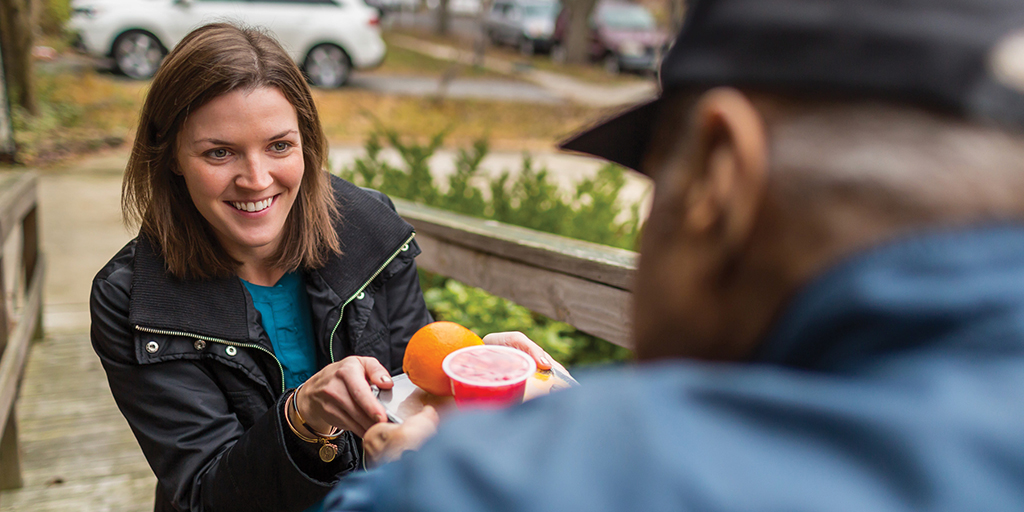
left=90, top=178, right=433, bottom=512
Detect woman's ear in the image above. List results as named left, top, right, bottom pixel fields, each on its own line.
left=684, top=87, right=768, bottom=252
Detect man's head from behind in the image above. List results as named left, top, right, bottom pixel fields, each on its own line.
left=562, top=0, right=1024, bottom=362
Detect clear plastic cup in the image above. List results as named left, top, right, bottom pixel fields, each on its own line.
left=442, top=345, right=537, bottom=409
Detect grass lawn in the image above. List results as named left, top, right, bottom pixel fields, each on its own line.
left=384, top=26, right=653, bottom=85
left=371, top=35, right=512, bottom=80
left=7, top=44, right=602, bottom=167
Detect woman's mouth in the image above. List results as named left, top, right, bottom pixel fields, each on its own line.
left=230, top=196, right=274, bottom=213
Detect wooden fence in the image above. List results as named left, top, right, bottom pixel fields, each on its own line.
left=393, top=198, right=637, bottom=349
left=0, top=172, right=43, bottom=490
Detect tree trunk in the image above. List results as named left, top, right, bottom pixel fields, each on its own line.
left=0, top=37, right=16, bottom=163
left=561, top=0, right=599, bottom=65
left=0, top=0, right=37, bottom=116
left=472, top=0, right=492, bottom=67
left=435, top=0, right=450, bottom=36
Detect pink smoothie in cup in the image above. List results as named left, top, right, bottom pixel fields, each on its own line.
left=442, top=345, right=536, bottom=409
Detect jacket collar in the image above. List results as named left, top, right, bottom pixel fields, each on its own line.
left=755, top=224, right=1024, bottom=371
left=128, top=176, right=415, bottom=342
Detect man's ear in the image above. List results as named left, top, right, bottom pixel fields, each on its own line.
left=683, top=88, right=768, bottom=252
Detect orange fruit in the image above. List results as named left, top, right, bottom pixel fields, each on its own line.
left=403, top=321, right=483, bottom=396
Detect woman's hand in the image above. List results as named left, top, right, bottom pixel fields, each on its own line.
left=482, top=331, right=554, bottom=370
left=292, top=356, right=393, bottom=438
left=363, top=406, right=440, bottom=468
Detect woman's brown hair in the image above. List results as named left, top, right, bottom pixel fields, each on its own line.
left=122, top=23, right=340, bottom=280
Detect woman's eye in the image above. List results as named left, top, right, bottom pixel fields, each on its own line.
left=209, top=148, right=229, bottom=159
left=272, top=142, right=291, bottom=152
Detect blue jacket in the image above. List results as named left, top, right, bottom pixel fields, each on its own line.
left=326, top=226, right=1024, bottom=511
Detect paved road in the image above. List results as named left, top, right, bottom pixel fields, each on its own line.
left=384, top=9, right=483, bottom=40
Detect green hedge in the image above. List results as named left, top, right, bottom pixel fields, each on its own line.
left=337, top=130, right=639, bottom=367
left=42, top=0, right=72, bottom=37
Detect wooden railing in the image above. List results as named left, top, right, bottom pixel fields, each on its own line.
left=394, top=198, right=637, bottom=349
left=0, top=172, right=43, bottom=490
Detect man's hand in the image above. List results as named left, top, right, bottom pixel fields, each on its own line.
left=482, top=331, right=554, bottom=370
left=364, top=406, right=440, bottom=468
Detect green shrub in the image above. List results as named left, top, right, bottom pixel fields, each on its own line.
left=41, top=0, right=72, bottom=37
left=337, top=128, right=638, bottom=367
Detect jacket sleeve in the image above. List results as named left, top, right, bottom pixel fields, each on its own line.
left=90, top=261, right=353, bottom=512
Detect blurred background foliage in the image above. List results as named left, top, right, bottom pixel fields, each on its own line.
left=337, top=129, right=637, bottom=367
left=40, top=0, right=71, bottom=37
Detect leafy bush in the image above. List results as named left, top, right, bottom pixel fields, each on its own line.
left=10, top=69, right=133, bottom=165
left=41, top=0, right=72, bottom=36
left=337, top=129, right=639, bottom=367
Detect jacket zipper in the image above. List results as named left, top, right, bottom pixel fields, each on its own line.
left=132, top=232, right=415, bottom=393
left=134, top=325, right=287, bottom=394
left=328, top=232, right=416, bottom=363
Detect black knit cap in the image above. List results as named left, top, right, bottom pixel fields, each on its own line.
left=559, top=0, right=1024, bottom=172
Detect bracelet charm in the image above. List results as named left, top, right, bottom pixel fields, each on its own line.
left=284, top=389, right=342, bottom=463
left=319, top=442, right=338, bottom=462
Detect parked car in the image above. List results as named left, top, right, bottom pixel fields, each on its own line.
left=424, top=0, right=481, bottom=15
left=551, top=0, right=669, bottom=74
left=364, top=0, right=419, bottom=17
left=483, top=0, right=560, bottom=55
left=68, top=0, right=386, bottom=87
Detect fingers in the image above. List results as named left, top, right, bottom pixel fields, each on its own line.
left=363, top=422, right=401, bottom=466
left=367, top=359, right=395, bottom=390
left=406, top=405, right=440, bottom=432
left=299, top=356, right=393, bottom=437
left=336, top=357, right=389, bottom=427
left=482, top=331, right=554, bottom=370
left=364, top=406, right=441, bottom=468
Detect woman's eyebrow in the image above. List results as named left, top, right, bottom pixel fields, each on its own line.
left=267, top=130, right=298, bottom=141
left=192, top=129, right=297, bottom=146
left=194, top=137, right=233, bottom=146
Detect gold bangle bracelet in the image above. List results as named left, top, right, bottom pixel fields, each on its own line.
left=292, top=383, right=343, bottom=440
left=284, top=390, right=340, bottom=463
left=284, top=392, right=320, bottom=443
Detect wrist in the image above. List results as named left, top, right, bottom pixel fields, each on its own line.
left=285, top=396, right=317, bottom=438
left=292, top=383, right=341, bottom=437
left=283, top=390, right=342, bottom=463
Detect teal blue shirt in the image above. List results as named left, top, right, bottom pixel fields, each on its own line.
left=242, top=272, right=323, bottom=512
left=242, top=272, right=318, bottom=388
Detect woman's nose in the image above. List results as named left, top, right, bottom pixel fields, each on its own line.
left=236, top=154, right=273, bottom=190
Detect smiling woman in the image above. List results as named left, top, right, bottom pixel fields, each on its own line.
left=93, top=23, right=435, bottom=512
left=91, top=22, right=553, bottom=512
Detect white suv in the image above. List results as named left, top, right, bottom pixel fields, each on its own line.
left=69, top=0, right=386, bottom=87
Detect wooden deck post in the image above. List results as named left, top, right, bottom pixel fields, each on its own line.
left=0, top=253, right=19, bottom=491
left=21, top=206, right=40, bottom=341
left=0, top=414, right=22, bottom=490
left=0, top=174, right=43, bottom=493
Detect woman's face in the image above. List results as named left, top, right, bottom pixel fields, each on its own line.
left=175, top=86, right=304, bottom=262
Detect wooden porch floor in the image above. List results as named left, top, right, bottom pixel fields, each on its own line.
left=0, top=330, right=155, bottom=511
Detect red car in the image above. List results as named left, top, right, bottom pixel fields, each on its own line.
left=552, top=0, right=670, bottom=74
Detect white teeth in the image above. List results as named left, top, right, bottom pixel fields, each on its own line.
left=232, top=197, right=273, bottom=213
